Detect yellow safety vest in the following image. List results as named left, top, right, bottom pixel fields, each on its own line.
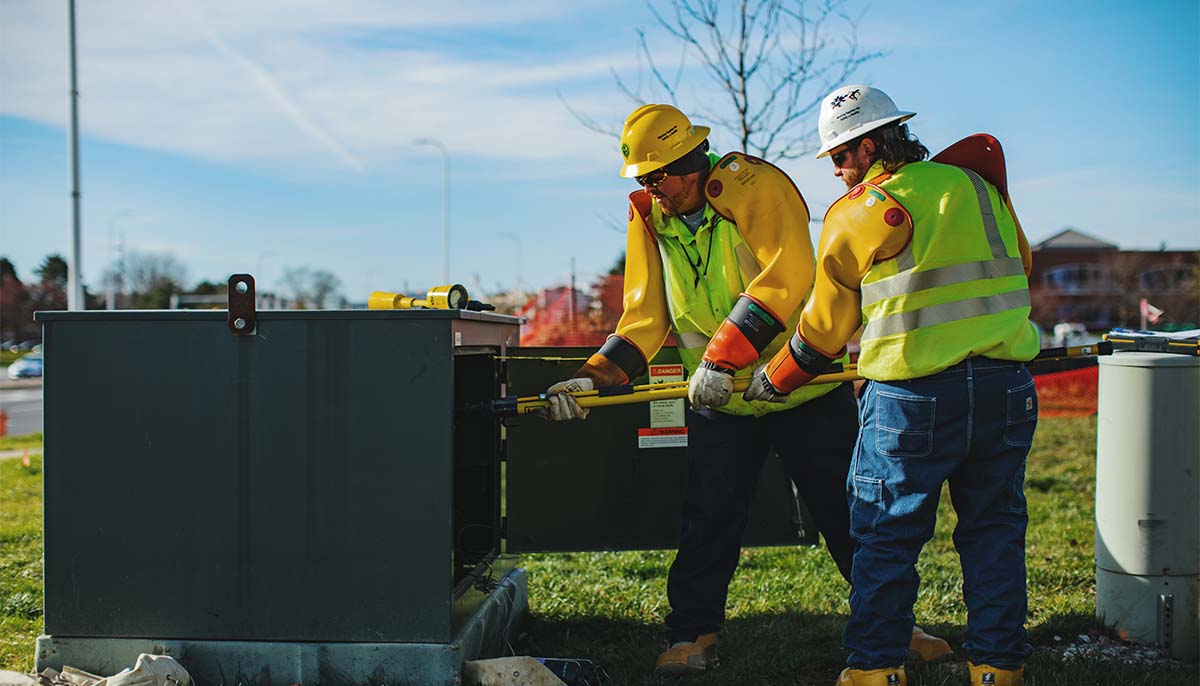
left=650, top=155, right=840, bottom=416
left=854, top=161, right=1040, bottom=379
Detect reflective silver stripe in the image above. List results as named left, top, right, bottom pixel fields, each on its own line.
left=893, top=244, right=916, bottom=272
left=862, top=288, right=1030, bottom=340
left=734, top=242, right=761, bottom=281
left=862, top=257, right=1026, bottom=306
left=676, top=331, right=710, bottom=349
left=961, top=168, right=1008, bottom=260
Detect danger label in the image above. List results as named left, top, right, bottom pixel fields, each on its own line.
left=648, top=364, right=685, bottom=428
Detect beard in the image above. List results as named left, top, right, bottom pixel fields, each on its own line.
left=655, top=174, right=704, bottom=216
left=656, top=193, right=684, bottom=216
left=841, top=164, right=868, bottom=188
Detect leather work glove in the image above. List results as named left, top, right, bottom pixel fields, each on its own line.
left=542, top=377, right=594, bottom=421
left=687, top=361, right=735, bottom=410
left=742, top=364, right=790, bottom=403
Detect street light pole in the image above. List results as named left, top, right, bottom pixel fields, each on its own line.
left=67, top=0, right=84, bottom=310
left=106, top=209, right=133, bottom=309
left=414, top=137, right=450, bottom=283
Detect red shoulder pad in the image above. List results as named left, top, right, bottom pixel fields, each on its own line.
left=932, top=134, right=1008, bottom=200
left=629, top=189, right=654, bottom=223
left=628, top=189, right=656, bottom=243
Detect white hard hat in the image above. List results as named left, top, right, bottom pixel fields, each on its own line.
left=816, top=85, right=915, bottom=158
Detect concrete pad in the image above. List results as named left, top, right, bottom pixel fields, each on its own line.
left=0, top=670, right=35, bottom=686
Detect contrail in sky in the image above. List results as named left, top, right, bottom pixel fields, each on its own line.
left=175, top=0, right=366, bottom=173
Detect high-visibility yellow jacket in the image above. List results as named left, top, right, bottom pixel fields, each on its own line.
left=580, top=152, right=842, bottom=416
left=795, top=159, right=1039, bottom=381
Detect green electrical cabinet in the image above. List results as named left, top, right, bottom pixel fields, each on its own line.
left=34, top=308, right=817, bottom=685
left=502, top=346, right=815, bottom=553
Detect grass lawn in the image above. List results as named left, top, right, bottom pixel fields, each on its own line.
left=1, top=421, right=1195, bottom=685
left=0, top=433, right=42, bottom=452
left=515, top=417, right=1199, bottom=685
left=0, top=434, right=42, bottom=669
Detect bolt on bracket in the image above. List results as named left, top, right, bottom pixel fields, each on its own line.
left=228, top=274, right=256, bottom=336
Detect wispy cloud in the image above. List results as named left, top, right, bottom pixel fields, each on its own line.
left=0, top=0, right=643, bottom=173
left=173, top=0, right=366, bottom=172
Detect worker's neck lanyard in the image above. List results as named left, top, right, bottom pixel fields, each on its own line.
left=679, top=213, right=716, bottom=288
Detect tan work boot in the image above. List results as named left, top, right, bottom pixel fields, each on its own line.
left=968, top=662, right=1023, bottom=686
left=654, top=632, right=719, bottom=676
left=835, top=666, right=906, bottom=686
left=908, top=625, right=953, bottom=663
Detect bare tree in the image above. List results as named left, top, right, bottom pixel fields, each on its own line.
left=123, top=251, right=187, bottom=293
left=280, top=266, right=343, bottom=309
left=280, top=267, right=313, bottom=309
left=122, top=251, right=188, bottom=309
left=564, top=0, right=883, bottom=160
left=309, top=270, right=342, bottom=309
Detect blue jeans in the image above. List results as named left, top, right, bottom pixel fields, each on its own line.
left=844, top=358, right=1037, bottom=670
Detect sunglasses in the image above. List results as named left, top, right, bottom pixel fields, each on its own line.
left=634, top=169, right=669, bottom=188
left=830, top=140, right=860, bottom=167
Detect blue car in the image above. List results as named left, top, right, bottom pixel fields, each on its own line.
left=7, top=353, right=43, bottom=380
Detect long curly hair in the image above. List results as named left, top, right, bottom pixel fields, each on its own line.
left=864, top=123, right=929, bottom=173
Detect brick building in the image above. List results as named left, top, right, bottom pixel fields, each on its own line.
left=1028, top=228, right=1199, bottom=331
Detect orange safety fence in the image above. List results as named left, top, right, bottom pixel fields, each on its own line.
left=1034, top=366, right=1098, bottom=417
left=516, top=273, right=1104, bottom=418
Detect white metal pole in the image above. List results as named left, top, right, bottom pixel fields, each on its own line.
left=67, top=0, right=84, bottom=310
left=106, top=209, right=132, bottom=309
left=106, top=225, right=113, bottom=310
left=116, top=232, right=125, bottom=307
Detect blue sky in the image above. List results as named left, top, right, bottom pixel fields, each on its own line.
left=1, top=0, right=1197, bottom=302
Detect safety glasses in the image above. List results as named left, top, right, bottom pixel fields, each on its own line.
left=634, top=169, right=669, bottom=188
left=831, top=140, right=861, bottom=167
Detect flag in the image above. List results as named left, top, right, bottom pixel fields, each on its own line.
left=1140, top=298, right=1164, bottom=325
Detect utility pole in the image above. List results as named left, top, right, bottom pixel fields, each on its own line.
left=107, top=209, right=132, bottom=309
left=116, top=232, right=125, bottom=308
left=569, top=257, right=577, bottom=324
left=67, top=0, right=84, bottom=310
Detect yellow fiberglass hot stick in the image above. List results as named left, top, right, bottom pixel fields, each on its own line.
left=481, top=367, right=861, bottom=418
left=520, top=368, right=864, bottom=415
left=466, top=342, right=1120, bottom=419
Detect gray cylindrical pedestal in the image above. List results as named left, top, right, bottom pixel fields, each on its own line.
left=1095, top=352, right=1199, bottom=659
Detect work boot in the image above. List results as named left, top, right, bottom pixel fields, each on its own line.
left=654, top=632, right=719, bottom=676
left=908, top=626, right=953, bottom=663
left=835, top=666, right=906, bottom=686
left=968, top=662, right=1023, bottom=686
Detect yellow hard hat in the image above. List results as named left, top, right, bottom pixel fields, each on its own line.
left=618, top=104, right=711, bottom=178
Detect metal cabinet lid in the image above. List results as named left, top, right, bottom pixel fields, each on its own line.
left=35, top=309, right=523, bottom=323
left=1099, top=352, right=1200, bottom=368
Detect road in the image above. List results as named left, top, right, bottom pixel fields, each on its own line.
left=1, top=384, right=43, bottom=436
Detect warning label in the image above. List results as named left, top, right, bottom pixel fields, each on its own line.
left=638, top=426, right=688, bottom=449
left=648, top=363, right=685, bottom=428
